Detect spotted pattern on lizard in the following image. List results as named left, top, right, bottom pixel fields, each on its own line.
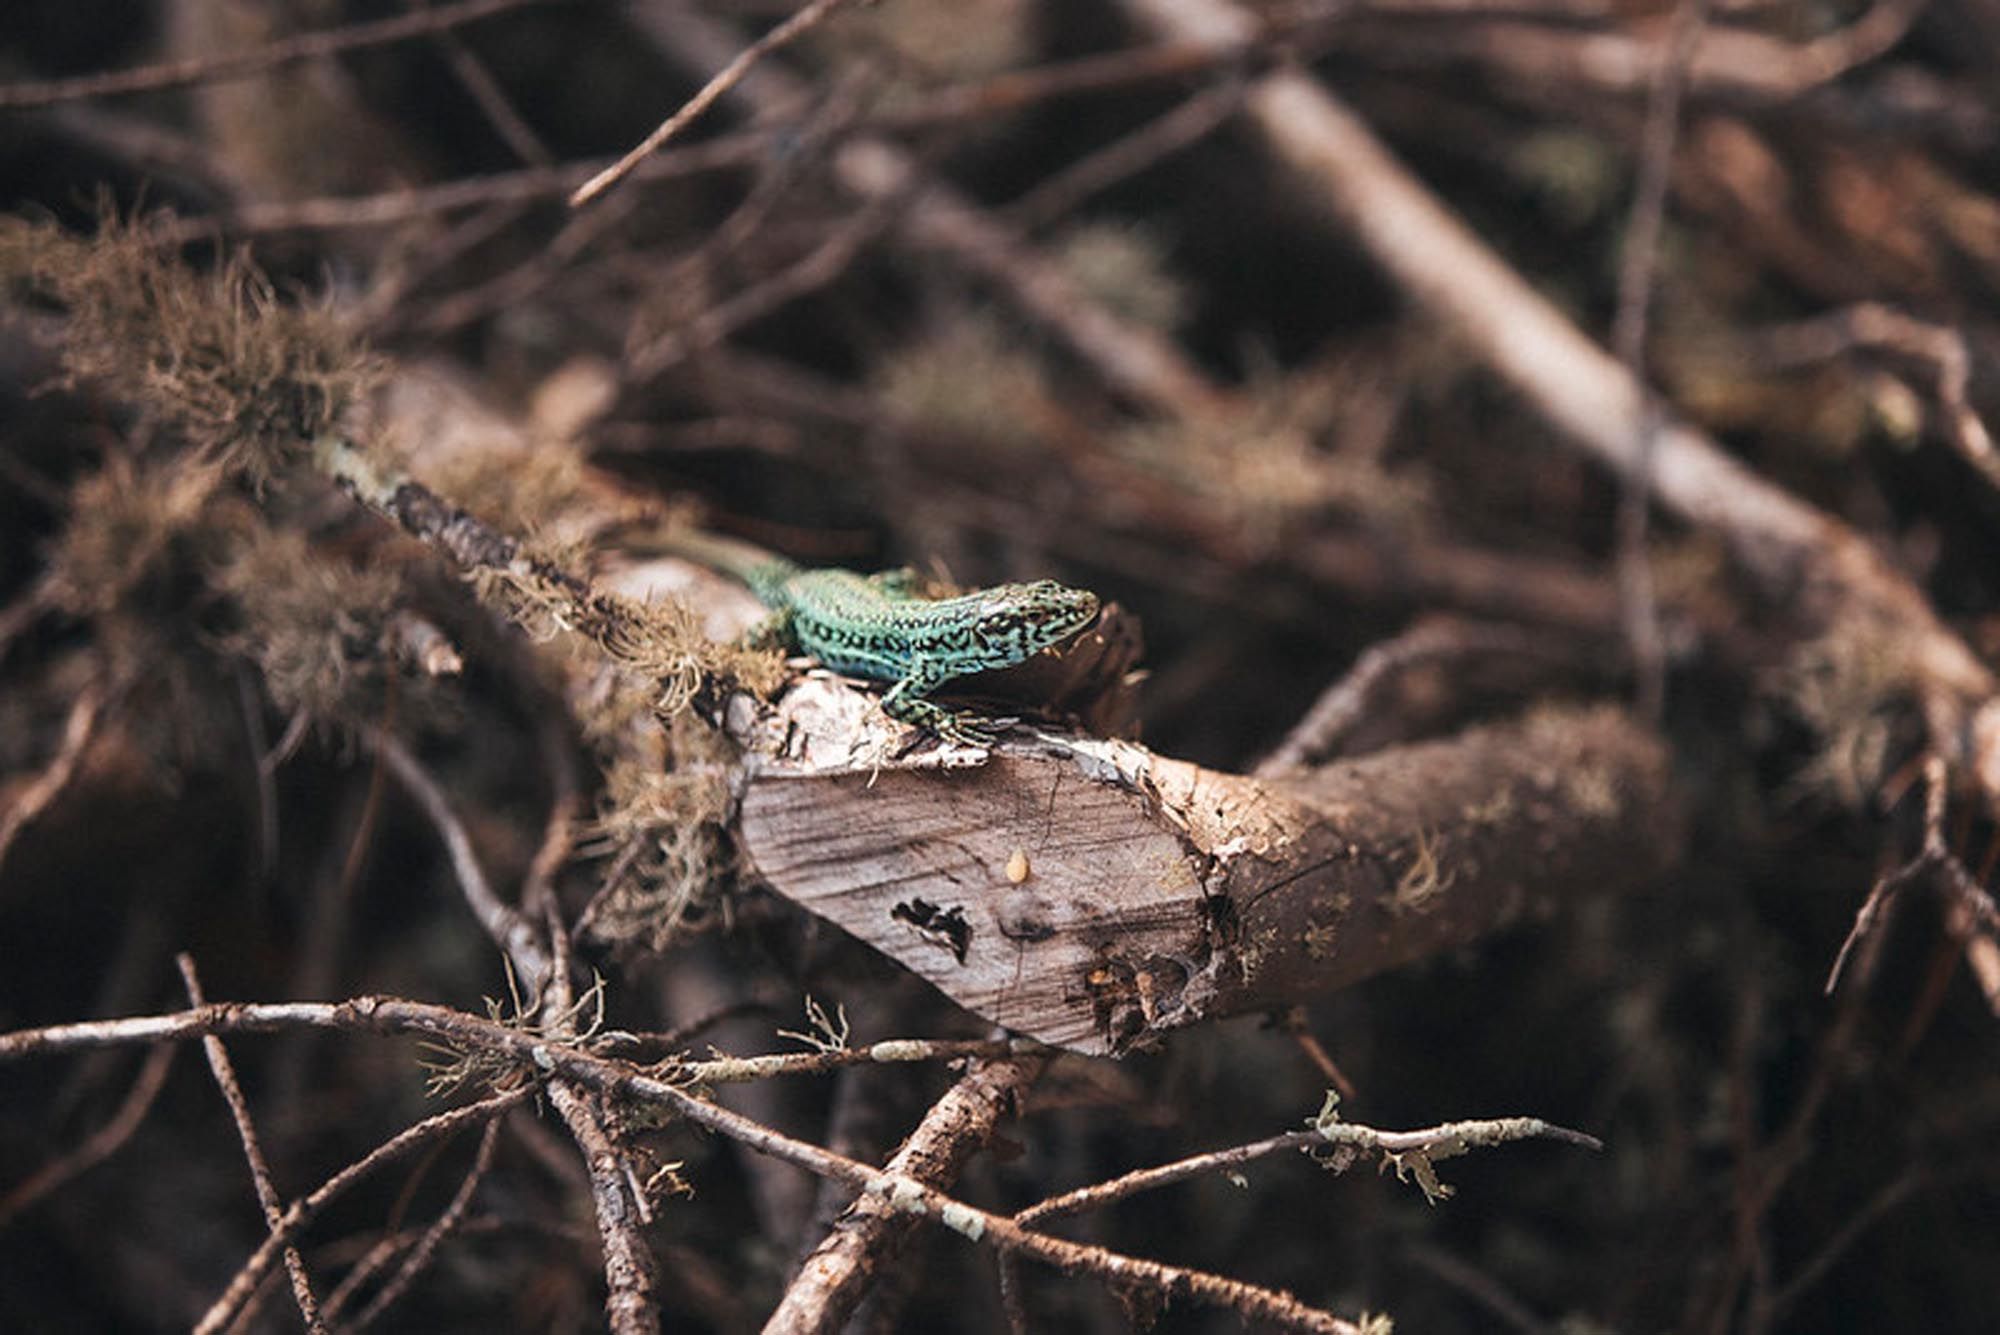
left=669, top=532, right=1101, bottom=746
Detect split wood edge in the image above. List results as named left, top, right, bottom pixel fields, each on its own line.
left=719, top=672, right=1680, bottom=1056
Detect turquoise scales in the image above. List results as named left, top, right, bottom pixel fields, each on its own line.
left=664, top=531, right=1101, bottom=745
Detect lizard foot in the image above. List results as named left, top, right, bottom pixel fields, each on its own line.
left=884, top=695, right=1015, bottom=750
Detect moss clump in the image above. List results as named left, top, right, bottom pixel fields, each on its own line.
left=0, top=213, right=374, bottom=486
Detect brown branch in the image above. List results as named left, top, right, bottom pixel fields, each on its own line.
left=766, top=1051, right=1049, bottom=1334
left=1123, top=0, right=2000, bottom=809
left=728, top=686, right=1677, bottom=1053
left=541, top=926, right=662, bottom=1335
left=547, top=1081, right=662, bottom=1335
left=177, top=956, right=325, bottom=1335
left=0, top=0, right=564, bottom=109
left=1744, top=303, right=2000, bottom=496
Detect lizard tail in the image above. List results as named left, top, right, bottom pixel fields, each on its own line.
left=640, top=527, right=800, bottom=605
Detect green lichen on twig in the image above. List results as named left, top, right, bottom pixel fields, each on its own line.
left=1306, top=1091, right=1600, bottom=1207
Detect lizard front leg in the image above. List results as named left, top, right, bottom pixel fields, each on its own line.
left=880, top=656, right=1010, bottom=747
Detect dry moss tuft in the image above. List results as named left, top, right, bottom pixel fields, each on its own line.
left=48, top=455, right=226, bottom=617
left=0, top=213, right=374, bottom=485
left=1050, top=221, right=1188, bottom=334
left=469, top=534, right=785, bottom=724
left=211, top=528, right=407, bottom=723
left=582, top=717, right=741, bottom=952
left=1777, top=619, right=1929, bottom=809
left=1114, top=362, right=1429, bottom=544
left=870, top=310, right=1053, bottom=453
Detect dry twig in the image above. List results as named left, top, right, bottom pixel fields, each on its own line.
left=176, top=956, right=324, bottom=1335
left=766, top=1051, right=1049, bottom=1334
left=0, top=1041, right=175, bottom=1226
left=0, top=0, right=561, bottom=108
left=0, top=997, right=1594, bottom=1333
left=570, top=0, right=860, bottom=208
left=194, top=1090, right=531, bottom=1335
left=0, top=678, right=103, bottom=874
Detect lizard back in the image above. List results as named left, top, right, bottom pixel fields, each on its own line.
left=780, top=571, right=1098, bottom=683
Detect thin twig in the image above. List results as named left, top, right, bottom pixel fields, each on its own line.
left=570, top=0, right=859, bottom=208
left=1760, top=1165, right=1925, bottom=1322
left=626, top=170, right=917, bottom=378
left=1611, top=0, right=1708, bottom=723
left=1744, top=303, right=2000, bottom=495
left=363, top=726, right=554, bottom=988
left=1254, top=618, right=1570, bottom=775
left=177, top=956, right=325, bottom=1335
left=0, top=678, right=103, bottom=874
left=0, top=572, right=60, bottom=668
left=871, top=39, right=1248, bottom=133
left=195, top=1090, right=531, bottom=1335
left=0, top=0, right=563, bottom=108
left=345, top=1116, right=505, bottom=1330
left=520, top=707, right=583, bottom=924
left=624, top=0, right=1227, bottom=417
left=0, top=1042, right=176, bottom=1225
left=538, top=868, right=660, bottom=1335
left=1828, top=755, right=2000, bottom=992
left=406, top=185, right=646, bottom=334
left=1003, top=75, right=1247, bottom=233
left=1403, top=1246, right=1552, bottom=1335
left=1, top=997, right=1391, bottom=1332
left=1272, top=1008, right=1360, bottom=1103
left=678, top=1037, right=1045, bottom=1085
left=410, top=0, right=555, bottom=167
left=151, top=134, right=766, bottom=242
left=1016, top=1115, right=1597, bottom=1227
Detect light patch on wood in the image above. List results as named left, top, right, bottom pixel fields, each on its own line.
left=740, top=752, right=1209, bottom=1053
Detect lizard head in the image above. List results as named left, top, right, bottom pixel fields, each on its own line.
left=974, top=580, right=1101, bottom=660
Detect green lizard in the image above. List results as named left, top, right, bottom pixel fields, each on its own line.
left=659, top=530, right=1101, bottom=746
